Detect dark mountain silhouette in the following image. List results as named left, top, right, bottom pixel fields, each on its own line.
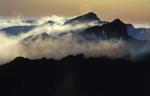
left=76, top=19, right=134, bottom=41
left=65, top=12, right=102, bottom=24
left=102, top=19, right=129, bottom=39
left=64, top=12, right=150, bottom=41
left=0, top=55, right=149, bottom=96
left=0, top=26, right=34, bottom=36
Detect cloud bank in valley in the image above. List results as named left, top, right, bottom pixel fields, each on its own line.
left=0, top=32, right=129, bottom=64
left=0, top=16, right=149, bottom=64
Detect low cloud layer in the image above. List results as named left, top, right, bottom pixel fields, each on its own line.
left=0, top=32, right=129, bottom=64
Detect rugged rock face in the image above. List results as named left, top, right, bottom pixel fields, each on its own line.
left=0, top=55, right=149, bottom=96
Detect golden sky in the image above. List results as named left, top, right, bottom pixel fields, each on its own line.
left=0, top=0, right=150, bottom=23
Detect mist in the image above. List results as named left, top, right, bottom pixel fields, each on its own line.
left=0, top=32, right=130, bottom=65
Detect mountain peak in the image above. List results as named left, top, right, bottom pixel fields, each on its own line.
left=65, top=12, right=101, bottom=24
left=82, top=12, right=98, bottom=18
left=85, top=12, right=95, bottom=15
left=111, top=19, right=124, bottom=24
left=109, top=19, right=127, bottom=30
left=105, top=19, right=130, bottom=39
left=77, top=18, right=131, bottom=40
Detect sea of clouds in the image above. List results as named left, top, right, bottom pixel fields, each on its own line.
left=0, top=16, right=149, bottom=64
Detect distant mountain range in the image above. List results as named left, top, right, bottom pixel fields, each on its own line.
left=17, top=12, right=147, bottom=45
left=0, top=12, right=149, bottom=42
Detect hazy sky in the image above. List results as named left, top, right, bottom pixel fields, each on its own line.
left=0, top=0, right=150, bottom=23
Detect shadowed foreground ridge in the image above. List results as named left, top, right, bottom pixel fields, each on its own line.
left=0, top=54, right=149, bottom=96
